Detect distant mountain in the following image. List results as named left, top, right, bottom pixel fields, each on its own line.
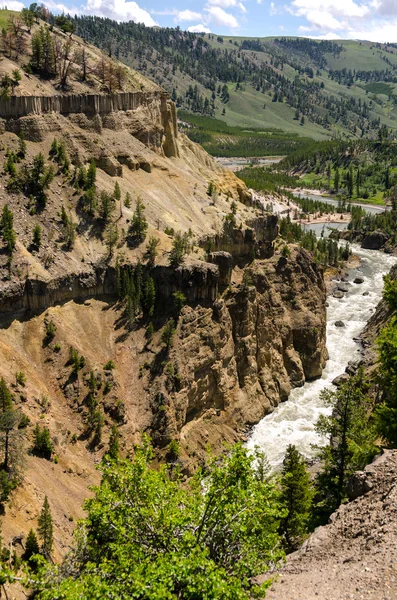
left=72, top=16, right=397, bottom=141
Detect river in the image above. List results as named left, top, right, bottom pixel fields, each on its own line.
left=246, top=245, right=397, bottom=468
left=294, top=191, right=386, bottom=215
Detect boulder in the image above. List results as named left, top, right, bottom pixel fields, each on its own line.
left=337, top=283, right=350, bottom=293
left=361, top=230, right=389, bottom=250
left=363, top=291, right=370, bottom=296
left=347, top=471, right=373, bottom=500
left=332, top=373, right=350, bottom=386
left=354, top=277, right=364, bottom=284
left=335, top=320, right=345, bottom=327
left=345, top=360, right=361, bottom=375
left=333, top=290, right=344, bottom=299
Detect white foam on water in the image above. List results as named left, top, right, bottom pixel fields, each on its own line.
left=246, top=245, right=397, bottom=468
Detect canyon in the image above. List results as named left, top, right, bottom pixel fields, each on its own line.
left=0, top=20, right=330, bottom=567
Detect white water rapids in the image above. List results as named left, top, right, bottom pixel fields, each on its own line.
left=246, top=245, right=397, bottom=468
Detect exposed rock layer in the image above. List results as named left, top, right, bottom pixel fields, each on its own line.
left=150, top=247, right=328, bottom=456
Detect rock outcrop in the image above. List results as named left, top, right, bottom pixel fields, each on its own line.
left=149, top=247, right=328, bottom=455
left=361, top=230, right=389, bottom=250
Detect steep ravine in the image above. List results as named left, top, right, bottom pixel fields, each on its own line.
left=248, top=245, right=397, bottom=467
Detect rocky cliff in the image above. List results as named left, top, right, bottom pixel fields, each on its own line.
left=0, top=91, right=179, bottom=158
left=147, top=247, right=327, bottom=460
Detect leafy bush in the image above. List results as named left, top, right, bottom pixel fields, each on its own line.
left=27, top=441, right=284, bottom=599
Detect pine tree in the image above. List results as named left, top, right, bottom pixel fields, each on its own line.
left=32, top=425, right=53, bottom=459
left=23, top=529, right=40, bottom=562
left=86, top=160, right=96, bottom=190
left=113, top=181, right=121, bottom=201
left=104, top=222, right=119, bottom=256
left=161, top=319, right=176, bottom=350
left=1, top=205, right=16, bottom=255
left=32, top=224, right=41, bottom=249
left=169, top=232, right=189, bottom=267
left=107, top=424, right=120, bottom=460
left=99, top=192, right=115, bottom=223
left=334, top=167, right=340, bottom=192
left=124, top=192, right=132, bottom=208
left=144, top=236, right=160, bottom=267
left=128, top=198, right=148, bottom=244
left=142, top=277, right=155, bottom=317
left=279, top=445, right=312, bottom=552
left=37, top=496, right=53, bottom=559
left=0, top=377, right=19, bottom=475
left=313, top=373, right=376, bottom=524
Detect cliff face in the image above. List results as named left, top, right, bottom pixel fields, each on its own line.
left=0, top=91, right=179, bottom=158
left=148, top=247, right=328, bottom=458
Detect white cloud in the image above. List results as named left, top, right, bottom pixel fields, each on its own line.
left=81, top=0, right=158, bottom=24
left=187, top=22, right=212, bottom=31
left=345, top=19, right=397, bottom=41
left=0, top=0, right=24, bottom=9
left=174, top=9, right=202, bottom=22
left=284, top=0, right=397, bottom=39
left=308, top=31, right=343, bottom=38
left=204, top=5, right=239, bottom=26
left=206, top=0, right=246, bottom=10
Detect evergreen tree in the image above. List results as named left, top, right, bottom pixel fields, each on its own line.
left=128, top=198, right=148, bottom=244
left=144, top=236, right=160, bottom=267
left=313, top=373, right=377, bottom=524
left=0, top=377, right=22, bottom=484
left=32, top=425, right=53, bottom=459
left=1, top=205, right=16, bottom=255
left=104, top=222, right=118, bottom=256
left=37, top=496, right=53, bottom=559
left=32, top=224, right=41, bottom=249
left=334, top=167, right=340, bottom=192
left=169, top=232, right=189, bottom=267
left=99, top=192, right=115, bottom=223
left=279, top=445, right=312, bottom=552
left=374, top=276, right=397, bottom=445
left=107, top=424, right=120, bottom=460
left=113, top=181, right=121, bottom=201
left=23, top=529, right=40, bottom=563
left=161, top=319, right=176, bottom=350
left=142, top=276, right=155, bottom=317
left=124, top=192, right=132, bottom=208
left=86, top=160, right=96, bottom=190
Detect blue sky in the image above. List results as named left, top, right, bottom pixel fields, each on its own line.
left=3, top=0, right=397, bottom=42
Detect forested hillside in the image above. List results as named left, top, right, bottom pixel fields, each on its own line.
left=71, top=16, right=397, bottom=142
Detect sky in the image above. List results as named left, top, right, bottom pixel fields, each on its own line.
left=2, top=0, right=397, bottom=42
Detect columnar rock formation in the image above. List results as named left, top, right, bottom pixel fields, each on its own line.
left=0, top=91, right=179, bottom=157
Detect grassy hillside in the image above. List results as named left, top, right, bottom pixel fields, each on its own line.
left=66, top=18, right=397, bottom=155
